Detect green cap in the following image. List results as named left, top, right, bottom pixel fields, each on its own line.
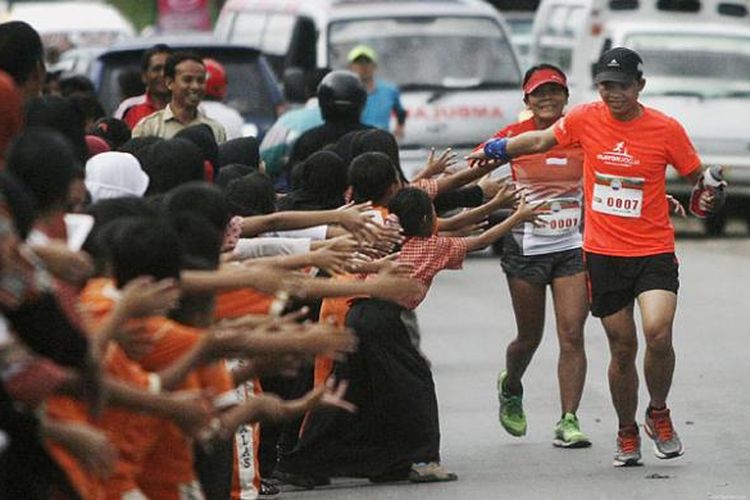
left=347, top=45, right=377, bottom=63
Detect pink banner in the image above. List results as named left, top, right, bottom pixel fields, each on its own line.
left=158, top=0, right=212, bottom=32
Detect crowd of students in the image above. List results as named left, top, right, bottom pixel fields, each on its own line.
left=0, top=19, right=546, bottom=500
left=0, top=13, right=727, bottom=500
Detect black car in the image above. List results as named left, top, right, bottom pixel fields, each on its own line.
left=88, top=35, right=283, bottom=138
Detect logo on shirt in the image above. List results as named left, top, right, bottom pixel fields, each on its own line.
left=596, top=141, right=640, bottom=167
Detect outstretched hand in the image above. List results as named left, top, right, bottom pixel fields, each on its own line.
left=119, top=276, right=180, bottom=318
left=424, top=147, right=458, bottom=177
left=489, top=182, right=522, bottom=209
left=310, top=378, right=357, bottom=413
left=513, top=197, right=547, bottom=227
left=337, top=202, right=378, bottom=242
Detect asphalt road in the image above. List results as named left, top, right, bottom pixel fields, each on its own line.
left=285, top=234, right=750, bottom=500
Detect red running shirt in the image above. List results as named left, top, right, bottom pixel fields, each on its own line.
left=553, top=102, right=701, bottom=256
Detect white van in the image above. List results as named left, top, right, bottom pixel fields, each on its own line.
left=215, top=0, right=525, bottom=176
left=9, top=1, right=135, bottom=54
left=529, top=0, right=750, bottom=101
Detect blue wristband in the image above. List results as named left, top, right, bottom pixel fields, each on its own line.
left=484, top=138, right=510, bottom=162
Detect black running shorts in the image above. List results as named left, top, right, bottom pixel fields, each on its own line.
left=500, top=235, right=584, bottom=287
left=584, top=252, right=679, bottom=318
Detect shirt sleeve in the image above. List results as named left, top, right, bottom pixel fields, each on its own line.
left=410, top=178, right=439, bottom=200
left=263, top=226, right=328, bottom=241
left=665, top=117, right=702, bottom=177
left=232, top=237, right=312, bottom=259
left=135, top=320, right=200, bottom=371
left=439, top=237, right=468, bottom=270
left=553, top=104, right=585, bottom=147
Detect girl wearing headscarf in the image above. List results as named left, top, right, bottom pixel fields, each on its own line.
left=217, top=136, right=260, bottom=170
left=85, top=152, right=150, bottom=203
left=140, top=138, right=205, bottom=195
left=276, top=151, right=348, bottom=212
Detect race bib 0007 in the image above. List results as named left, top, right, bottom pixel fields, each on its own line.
left=532, top=197, right=582, bottom=236
left=591, top=173, right=644, bottom=218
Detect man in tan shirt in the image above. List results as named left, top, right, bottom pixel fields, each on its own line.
left=133, top=52, right=227, bottom=143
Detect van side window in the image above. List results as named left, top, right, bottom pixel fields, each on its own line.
left=539, top=46, right=573, bottom=73
left=656, top=0, right=701, bottom=12
left=537, top=4, right=586, bottom=74
left=717, top=2, right=748, bottom=16
left=608, top=0, right=639, bottom=9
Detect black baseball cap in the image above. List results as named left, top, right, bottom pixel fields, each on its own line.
left=594, top=47, right=644, bottom=84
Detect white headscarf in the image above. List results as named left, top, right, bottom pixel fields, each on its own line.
left=85, top=152, right=149, bottom=203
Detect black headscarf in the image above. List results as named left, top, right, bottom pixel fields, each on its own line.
left=162, top=181, right=231, bottom=233
left=332, top=129, right=364, bottom=167
left=217, top=136, right=260, bottom=170
left=175, top=124, right=219, bottom=166
left=215, top=163, right=257, bottom=190
left=225, top=172, right=276, bottom=217
left=141, top=138, right=204, bottom=195
left=277, top=150, right=347, bottom=211
left=351, top=129, right=408, bottom=183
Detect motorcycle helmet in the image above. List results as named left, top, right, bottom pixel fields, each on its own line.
left=317, top=70, right=366, bottom=122
left=203, top=58, right=227, bottom=100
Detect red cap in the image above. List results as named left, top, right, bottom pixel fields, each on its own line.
left=203, top=58, right=228, bottom=99
left=523, top=68, right=567, bottom=95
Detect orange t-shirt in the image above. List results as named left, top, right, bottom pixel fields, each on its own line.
left=215, top=288, right=275, bottom=319
left=46, top=278, right=163, bottom=500
left=315, top=204, right=390, bottom=386
left=553, top=102, right=701, bottom=256
left=133, top=317, right=234, bottom=500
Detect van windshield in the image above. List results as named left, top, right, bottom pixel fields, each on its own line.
left=328, top=16, right=520, bottom=89
left=625, top=33, right=750, bottom=98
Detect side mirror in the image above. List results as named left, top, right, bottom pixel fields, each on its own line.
left=282, top=67, right=306, bottom=104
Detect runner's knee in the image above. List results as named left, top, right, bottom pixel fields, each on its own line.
left=644, top=325, right=673, bottom=354
left=609, top=336, right=637, bottom=369
left=558, top=329, right=584, bottom=354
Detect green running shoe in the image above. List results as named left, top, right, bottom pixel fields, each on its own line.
left=497, top=370, right=527, bottom=437
left=553, top=413, right=592, bottom=448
